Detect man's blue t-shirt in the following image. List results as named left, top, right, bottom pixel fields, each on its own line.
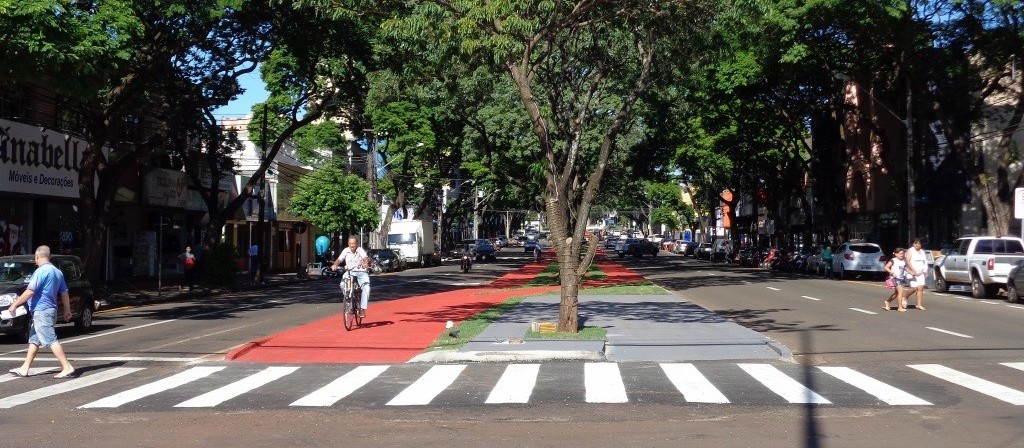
left=26, top=263, right=69, bottom=312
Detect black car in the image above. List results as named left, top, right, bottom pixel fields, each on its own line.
left=463, top=239, right=497, bottom=261
left=616, top=238, right=659, bottom=258
left=0, top=255, right=97, bottom=342
left=1006, top=260, right=1024, bottom=303
left=369, top=248, right=403, bottom=272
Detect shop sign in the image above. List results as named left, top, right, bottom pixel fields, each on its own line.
left=0, top=119, right=95, bottom=199
left=143, top=168, right=187, bottom=208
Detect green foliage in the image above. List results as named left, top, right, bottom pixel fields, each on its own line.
left=206, top=243, right=240, bottom=289
left=650, top=207, right=680, bottom=231
left=293, top=121, right=349, bottom=165
left=289, top=161, right=380, bottom=235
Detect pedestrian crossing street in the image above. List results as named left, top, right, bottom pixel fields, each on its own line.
left=2, top=361, right=1024, bottom=410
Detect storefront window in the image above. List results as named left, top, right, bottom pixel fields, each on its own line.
left=0, top=200, right=33, bottom=256
left=39, top=202, right=80, bottom=255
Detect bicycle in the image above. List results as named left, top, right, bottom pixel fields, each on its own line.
left=340, top=269, right=364, bottom=331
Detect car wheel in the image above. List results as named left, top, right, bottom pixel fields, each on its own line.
left=934, top=272, right=948, bottom=292
left=1009, top=282, right=1021, bottom=303
left=970, top=274, right=988, bottom=298
left=75, top=304, right=93, bottom=331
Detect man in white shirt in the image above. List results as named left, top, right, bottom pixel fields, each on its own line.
left=331, top=237, right=371, bottom=316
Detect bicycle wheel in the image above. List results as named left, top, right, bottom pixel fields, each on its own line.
left=342, top=288, right=355, bottom=331
left=353, top=286, right=364, bottom=327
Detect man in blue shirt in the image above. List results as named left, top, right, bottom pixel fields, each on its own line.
left=7, top=246, right=75, bottom=379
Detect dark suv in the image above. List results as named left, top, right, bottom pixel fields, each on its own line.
left=0, top=255, right=96, bottom=342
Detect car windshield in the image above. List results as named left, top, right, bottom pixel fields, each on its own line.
left=0, top=261, right=36, bottom=283
left=850, top=244, right=881, bottom=253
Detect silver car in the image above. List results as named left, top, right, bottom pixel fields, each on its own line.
left=831, top=242, right=886, bottom=279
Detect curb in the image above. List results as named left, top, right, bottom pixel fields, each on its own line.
left=103, top=276, right=319, bottom=309
left=408, top=349, right=606, bottom=363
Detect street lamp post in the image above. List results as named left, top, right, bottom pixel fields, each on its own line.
left=835, top=73, right=914, bottom=245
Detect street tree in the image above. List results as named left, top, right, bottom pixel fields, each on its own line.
left=0, top=0, right=274, bottom=281
left=289, top=160, right=379, bottom=236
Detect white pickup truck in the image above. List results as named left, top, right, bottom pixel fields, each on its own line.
left=933, top=236, right=1024, bottom=298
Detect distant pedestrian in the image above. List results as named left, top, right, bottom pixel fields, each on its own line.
left=248, top=243, right=260, bottom=281
left=822, top=246, right=834, bottom=279
left=180, top=246, right=196, bottom=292
left=7, top=246, right=76, bottom=379
left=883, top=248, right=908, bottom=312
left=905, top=238, right=927, bottom=310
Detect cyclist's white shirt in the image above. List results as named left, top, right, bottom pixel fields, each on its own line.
left=337, top=247, right=368, bottom=272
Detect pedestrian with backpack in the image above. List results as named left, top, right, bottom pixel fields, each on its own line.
left=180, top=246, right=196, bottom=292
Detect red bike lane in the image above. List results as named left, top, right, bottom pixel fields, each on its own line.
left=225, top=252, right=646, bottom=364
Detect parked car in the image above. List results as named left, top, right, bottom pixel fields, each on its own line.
left=524, top=239, right=542, bottom=253
left=695, top=242, right=714, bottom=260
left=494, top=236, right=509, bottom=248
left=648, top=234, right=665, bottom=244
left=369, top=248, right=403, bottom=272
left=804, top=247, right=828, bottom=276
left=934, top=236, right=1024, bottom=298
left=616, top=238, right=659, bottom=258
left=462, top=239, right=497, bottom=261
left=676, top=241, right=698, bottom=257
left=603, top=238, right=619, bottom=250
left=831, top=241, right=886, bottom=279
left=711, top=239, right=733, bottom=262
left=1005, top=260, right=1024, bottom=303
left=0, top=255, right=97, bottom=342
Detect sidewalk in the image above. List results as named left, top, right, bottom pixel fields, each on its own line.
left=225, top=252, right=791, bottom=364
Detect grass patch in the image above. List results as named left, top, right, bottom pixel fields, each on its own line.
left=526, top=262, right=606, bottom=286
left=426, top=293, right=530, bottom=351
left=580, top=281, right=668, bottom=295
left=525, top=325, right=606, bottom=340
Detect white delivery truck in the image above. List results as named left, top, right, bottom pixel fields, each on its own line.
left=386, top=218, right=439, bottom=267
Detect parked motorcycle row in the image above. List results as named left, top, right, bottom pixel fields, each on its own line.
left=732, top=247, right=830, bottom=276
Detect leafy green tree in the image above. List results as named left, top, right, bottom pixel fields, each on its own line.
left=289, top=161, right=380, bottom=235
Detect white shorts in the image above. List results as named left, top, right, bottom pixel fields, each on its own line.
left=909, top=273, right=926, bottom=288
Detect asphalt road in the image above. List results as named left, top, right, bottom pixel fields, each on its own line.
left=2, top=249, right=1024, bottom=447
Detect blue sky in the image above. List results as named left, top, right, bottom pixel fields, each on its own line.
left=212, top=69, right=269, bottom=118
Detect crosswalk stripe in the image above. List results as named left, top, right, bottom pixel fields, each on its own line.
left=291, top=365, right=390, bottom=407
left=1001, top=363, right=1024, bottom=373
left=818, top=366, right=931, bottom=406
left=0, top=367, right=144, bottom=409
left=0, top=367, right=59, bottom=383
left=738, top=364, right=831, bottom=404
left=80, top=366, right=226, bottom=408
left=585, top=362, right=628, bottom=403
left=387, top=365, right=466, bottom=406
left=174, top=366, right=299, bottom=408
left=660, top=363, right=729, bottom=403
left=486, top=364, right=540, bottom=404
left=909, top=364, right=1024, bottom=405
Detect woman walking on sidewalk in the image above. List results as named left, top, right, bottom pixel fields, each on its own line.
left=883, top=248, right=909, bottom=312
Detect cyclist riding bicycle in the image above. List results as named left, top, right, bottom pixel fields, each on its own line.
left=330, top=236, right=371, bottom=317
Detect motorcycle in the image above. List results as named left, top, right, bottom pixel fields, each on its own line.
left=461, top=252, right=472, bottom=273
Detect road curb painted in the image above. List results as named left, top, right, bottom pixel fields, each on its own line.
left=409, top=349, right=606, bottom=363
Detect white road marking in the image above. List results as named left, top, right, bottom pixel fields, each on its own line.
left=585, top=362, right=629, bottom=403
left=956, top=296, right=972, bottom=301
left=926, top=327, right=974, bottom=338
left=81, top=366, right=226, bottom=408
left=979, top=301, right=998, bottom=305
left=175, top=366, right=299, bottom=408
left=818, top=366, right=931, bottom=406
left=0, top=299, right=289, bottom=356
left=766, top=287, right=781, bottom=291
left=660, top=363, right=730, bottom=404
left=932, top=293, right=949, bottom=297
left=0, top=356, right=201, bottom=363
left=849, top=308, right=878, bottom=315
left=1001, top=363, right=1024, bottom=373
left=738, top=364, right=831, bottom=404
left=387, top=365, right=467, bottom=406
left=0, top=367, right=59, bottom=383
left=909, top=364, right=1024, bottom=405
left=801, top=296, right=821, bottom=301
left=291, top=365, right=390, bottom=407
left=1007, top=305, right=1024, bottom=310
left=486, top=364, right=540, bottom=404
left=0, top=367, right=144, bottom=409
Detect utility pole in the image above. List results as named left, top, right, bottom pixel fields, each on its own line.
left=473, top=188, right=481, bottom=239
left=906, top=73, right=915, bottom=245
left=256, top=107, right=267, bottom=284
left=364, top=129, right=376, bottom=203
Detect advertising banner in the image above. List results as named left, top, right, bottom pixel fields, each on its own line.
left=0, top=119, right=88, bottom=199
